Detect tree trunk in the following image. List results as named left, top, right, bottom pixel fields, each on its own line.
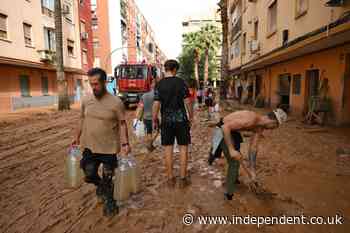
left=55, top=0, right=70, bottom=111
left=219, top=0, right=229, bottom=99
left=194, top=48, right=199, bottom=81
left=204, top=47, right=209, bottom=85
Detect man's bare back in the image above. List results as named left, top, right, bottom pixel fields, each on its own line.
left=223, top=110, right=263, bottom=132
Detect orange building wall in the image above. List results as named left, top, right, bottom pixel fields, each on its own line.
left=94, top=0, right=112, bottom=73
left=260, top=44, right=350, bottom=124
left=0, top=64, right=82, bottom=112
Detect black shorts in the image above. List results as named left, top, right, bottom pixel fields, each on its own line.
left=205, top=98, right=214, bottom=107
left=143, top=119, right=153, bottom=135
left=161, top=122, right=191, bottom=146
left=197, top=96, right=203, bottom=104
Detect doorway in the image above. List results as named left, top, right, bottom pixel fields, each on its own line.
left=305, top=69, right=320, bottom=113
left=278, top=73, right=291, bottom=111
left=343, top=54, right=350, bottom=124
left=75, top=79, right=82, bottom=102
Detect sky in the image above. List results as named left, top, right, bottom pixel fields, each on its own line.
left=135, top=0, right=219, bottom=59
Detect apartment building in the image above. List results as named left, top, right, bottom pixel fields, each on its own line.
left=0, top=0, right=84, bottom=112
left=227, top=0, right=350, bottom=125
left=91, top=0, right=166, bottom=77
left=79, top=0, right=94, bottom=72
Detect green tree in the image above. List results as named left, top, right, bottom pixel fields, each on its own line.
left=179, top=24, right=221, bottom=85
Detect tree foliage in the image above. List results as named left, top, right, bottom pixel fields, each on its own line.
left=178, top=24, right=221, bottom=83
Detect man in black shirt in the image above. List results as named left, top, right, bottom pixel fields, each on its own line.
left=153, top=60, right=193, bottom=187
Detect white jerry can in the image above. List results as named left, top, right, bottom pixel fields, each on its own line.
left=114, top=159, right=132, bottom=203
left=127, top=155, right=141, bottom=194
left=65, top=145, right=84, bottom=188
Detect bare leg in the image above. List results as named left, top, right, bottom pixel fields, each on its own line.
left=179, top=145, right=189, bottom=178
left=164, top=145, right=174, bottom=180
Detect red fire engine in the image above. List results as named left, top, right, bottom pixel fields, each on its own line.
left=114, top=63, right=160, bottom=107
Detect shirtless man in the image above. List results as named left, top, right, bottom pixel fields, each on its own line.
left=209, top=109, right=287, bottom=200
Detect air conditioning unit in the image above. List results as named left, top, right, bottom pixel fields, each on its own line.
left=250, top=40, right=260, bottom=53
left=38, top=50, right=53, bottom=62
left=81, top=32, right=88, bottom=40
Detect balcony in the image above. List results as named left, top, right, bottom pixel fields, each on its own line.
left=37, top=50, right=55, bottom=63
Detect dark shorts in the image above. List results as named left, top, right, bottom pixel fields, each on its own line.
left=205, top=98, right=214, bottom=107
left=161, top=122, right=191, bottom=146
left=197, top=96, right=203, bottom=104
left=143, top=119, right=153, bottom=135
left=80, top=148, right=118, bottom=185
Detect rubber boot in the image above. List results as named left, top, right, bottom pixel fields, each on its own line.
left=103, top=200, right=119, bottom=217
left=96, top=184, right=105, bottom=204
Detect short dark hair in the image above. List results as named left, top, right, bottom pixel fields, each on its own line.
left=266, top=112, right=277, bottom=121
left=164, top=59, right=179, bottom=72
left=87, top=68, right=107, bottom=83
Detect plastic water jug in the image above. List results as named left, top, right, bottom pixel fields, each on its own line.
left=114, top=159, right=131, bottom=203
left=65, top=145, right=83, bottom=188
left=127, top=155, right=141, bottom=194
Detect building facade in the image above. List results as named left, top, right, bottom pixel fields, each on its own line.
left=79, top=0, right=94, bottom=72
left=227, top=0, right=350, bottom=125
left=91, top=0, right=166, bottom=77
left=0, top=0, right=85, bottom=112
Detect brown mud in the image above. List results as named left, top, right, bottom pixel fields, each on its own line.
left=0, top=102, right=349, bottom=233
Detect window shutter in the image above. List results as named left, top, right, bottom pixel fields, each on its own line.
left=0, top=14, right=7, bottom=31
left=23, top=24, right=31, bottom=38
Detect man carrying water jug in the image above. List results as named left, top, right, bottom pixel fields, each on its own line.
left=72, top=68, right=131, bottom=217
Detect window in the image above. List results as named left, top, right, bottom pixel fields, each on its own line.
left=268, top=0, right=277, bottom=36
left=254, top=21, right=259, bottom=40
left=41, top=0, right=55, bottom=17
left=0, top=13, right=8, bottom=39
left=292, top=74, right=301, bottom=95
left=41, top=76, right=49, bottom=95
left=93, top=39, right=99, bottom=49
left=63, top=3, right=73, bottom=23
left=94, top=57, right=101, bottom=67
left=67, top=39, right=74, bottom=56
left=82, top=50, right=88, bottom=65
left=80, top=21, right=86, bottom=33
left=19, top=75, right=30, bottom=97
left=242, top=33, right=246, bottom=54
left=23, top=23, right=32, bottom=46
left=91, top=17, right=98, bottom=30
left=44, top=27, right=55, bottom=51
left=295, top=0, right=308, bottom=18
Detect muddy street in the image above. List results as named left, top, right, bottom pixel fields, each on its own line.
left=0, top=103, right=349, bottom=233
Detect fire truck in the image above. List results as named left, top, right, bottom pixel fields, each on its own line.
left=114, top=63, right=160, bottom=107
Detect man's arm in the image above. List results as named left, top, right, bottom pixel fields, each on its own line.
left=222, top=122, right=244, bottom=160
left=135, top=101, right=144, bottom=121
left=184, top=98, right=194, bottom=124
left=152, top=100, right=161, bottom=130
left=248, top=129, right=261, bottom=169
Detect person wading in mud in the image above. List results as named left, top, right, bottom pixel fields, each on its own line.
left=72, top=68, right=131, bottom=217
left=135, top=78, right=158, bottom=152
left=153, top=60, right=193, bottom=188
left=208, top=109, right=287, bottom=200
